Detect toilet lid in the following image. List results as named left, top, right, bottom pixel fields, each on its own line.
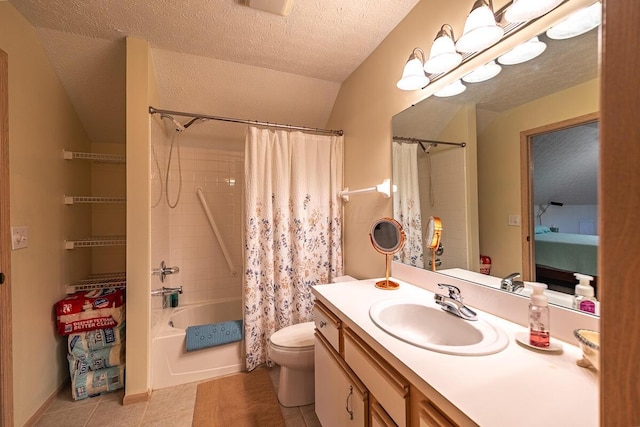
left=269, top=321, right=315, bottom=349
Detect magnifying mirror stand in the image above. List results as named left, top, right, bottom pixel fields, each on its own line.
left=376, top=254, right=400, bottom=290
left=431, top=249, right=437, bottom=272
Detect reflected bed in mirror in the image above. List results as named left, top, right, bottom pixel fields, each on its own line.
left=391, top=1, right=600, bottom=313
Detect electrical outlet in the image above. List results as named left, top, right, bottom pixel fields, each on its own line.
left=508, top=215, right=521, bottom=227
left=11, top=226, right=29, bottom=250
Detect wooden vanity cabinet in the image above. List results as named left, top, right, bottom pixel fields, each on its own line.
left=315, top=331, right=369, bottom=426
left=313, top=301, right=474, bottom=427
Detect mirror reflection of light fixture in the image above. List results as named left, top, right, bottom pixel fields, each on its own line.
left=497, top=36, right=547, bottom=65
left=537, top=201, right=564, bottom=225
left=455, top=0, right=504, bottom=53
left=434, top=79, right=467, bottom=97
left=546, top=2, right=601, bottom=40
left=424, top=25, right=462, bottom=75
left=397, top=48, right=430, bottom=91
left=504, top=0, right=564, bottom=23
left=462, top=60, right=502, bottom=83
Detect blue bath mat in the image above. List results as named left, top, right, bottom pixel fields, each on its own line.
left=185, top=320, right=243, bottom=352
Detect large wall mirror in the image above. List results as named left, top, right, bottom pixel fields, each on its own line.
left=392, top=0, right=600, bottom=313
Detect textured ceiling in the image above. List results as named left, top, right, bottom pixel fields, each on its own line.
left=9, top=0, right=420, bottom=143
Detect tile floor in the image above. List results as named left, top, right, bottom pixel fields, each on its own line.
left=33, top=366, right=321, bottom=427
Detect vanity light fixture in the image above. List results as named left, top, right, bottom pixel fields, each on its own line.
left=455, top=0, right=504, bottom=53
left=504, top=0, right=564, bottom=23
left=462, top=60, right=502, bottom=83
left=546, top=2, right=601, bottom=40
left=424, top=25, right=463, bottom=75
left=434, top=79, right=467, bottom=97
left=497, top=36, right=547, bottom=65
left=396, top=48, right=430, bottom=91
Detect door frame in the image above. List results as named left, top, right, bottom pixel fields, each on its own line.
left=0, top=48, right=14, bottom=427
left=519, top=112, right=600, bottom=282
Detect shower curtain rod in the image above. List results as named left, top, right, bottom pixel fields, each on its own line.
left=149, top=106, right=344, bottom=136
left=393, top=136, right=466, bottom=148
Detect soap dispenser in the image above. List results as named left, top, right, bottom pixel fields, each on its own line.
left=528, top=282, right=550, bottom=348
left=573, top=273, right=598, bottom=314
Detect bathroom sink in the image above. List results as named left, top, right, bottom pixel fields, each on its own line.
left=369, top=298, right=508, bottom=356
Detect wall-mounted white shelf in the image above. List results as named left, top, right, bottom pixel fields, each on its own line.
left=63, top=150, right=126, bottom=164
left=65, top=236, right=126, bottom=250
left=65, top=272, right=126, bottom=294
left=64, top=196, right=127, bottom=205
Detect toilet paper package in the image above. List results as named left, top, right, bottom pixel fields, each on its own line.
left=67, top=323, right=126, bottom=353
left=70, top=365, right=125, bottom=401
left=68, top=343, right=125, bottom=372
left=55, top=289, right=125, bottom=335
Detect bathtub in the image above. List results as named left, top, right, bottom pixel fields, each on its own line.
left=151, top=298, right=245, bottom=389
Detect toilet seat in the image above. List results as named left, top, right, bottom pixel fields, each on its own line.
left=269, top=321, right=315, bottom=350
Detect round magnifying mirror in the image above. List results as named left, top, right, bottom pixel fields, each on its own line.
left=425, top=216, right=443, bottom=271
left=370, top=218, right=406, bottom=290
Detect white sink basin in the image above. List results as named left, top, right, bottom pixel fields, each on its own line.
left=369, top=298, right=508, bottom=356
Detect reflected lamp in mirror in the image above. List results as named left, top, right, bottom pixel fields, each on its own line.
left=462, top=60, right=502, bottom=83
left=425, top=216, right=443, bottom=272
left=497, top=37, right=547, bottom=65
left=370, top=218, right=406, bottom=290
left=455, top=0, right=504, bottom=53
left=397, top=47, right=430, bottom=90
left=504, top=0, right=564, bottom=23
left=536, top=201, right=564, bottom=225
left=546, top=2, right=602, bottom=40
left=424, top=25, right=463, bottom=75
left=434, top=79, right=467, bottom=97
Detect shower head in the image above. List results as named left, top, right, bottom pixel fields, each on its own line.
left=160, top=114, right=186, bottom=132
left=183, top=117, right=209, bottom=129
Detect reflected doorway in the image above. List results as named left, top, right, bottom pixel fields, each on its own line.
left=521, top=113, right=599, bottom=294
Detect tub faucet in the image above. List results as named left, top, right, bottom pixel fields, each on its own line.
left=152, top=260, right=180, bottom=283
left=501, top=273, right=524, bottom=292
left=151, top=286, right=183, bottom=309
left=434, top=284, right=478, bottom=321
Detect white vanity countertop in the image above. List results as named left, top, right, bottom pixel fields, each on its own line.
left=312, top=279, right=598, bottom=427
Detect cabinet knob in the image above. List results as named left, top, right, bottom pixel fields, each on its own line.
left=319, top=320, right=327, bottom=328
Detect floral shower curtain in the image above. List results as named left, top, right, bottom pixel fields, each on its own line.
left=392, top=142, right=423, bottom=268
left=244, top=126, right=344, bottom=371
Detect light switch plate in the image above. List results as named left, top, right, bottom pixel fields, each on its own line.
left=508, top=215, right=521, bottom=226
left=11, top=226, right=29, bottom=250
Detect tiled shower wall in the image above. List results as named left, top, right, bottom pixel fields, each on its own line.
left=418, top=147, right=468, bottom=270
left=151, top=122, right=244, bottom=320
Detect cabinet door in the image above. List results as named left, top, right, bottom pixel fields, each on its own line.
left=371, top=401, right=398, bottom=427
left=315, top=333, right=367, bottom=427
left=418, top=400, right=456, bottom=427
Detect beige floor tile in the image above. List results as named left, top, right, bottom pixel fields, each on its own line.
left=34, top=404, right=96, bottom=427
left=87, top=390, right=147, bottom=427
left=44, top=385, right=101, bottom=414
left=140, top=407, right=193, bottom=427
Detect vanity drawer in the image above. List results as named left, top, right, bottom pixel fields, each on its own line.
left=371, top=401, right=399, bottom=427
left=314, top=301, right=342, bottom=353
left=343, top=327, right=409, bottom=427
left=418, top=400, right=456, bottom=427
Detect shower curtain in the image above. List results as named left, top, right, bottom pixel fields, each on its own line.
left=392, top=142, right=423, bottom=268
left=244, top=126, right=343, bottom=371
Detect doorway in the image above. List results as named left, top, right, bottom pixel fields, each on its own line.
left=520, top=112, right=599, bottom=294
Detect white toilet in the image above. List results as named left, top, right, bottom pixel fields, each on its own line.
left=268, top=321, right=316, bottom=407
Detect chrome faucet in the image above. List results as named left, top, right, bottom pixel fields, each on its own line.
left=434, top=284, right=478, bottom=321
left=501, top=273, right=524, bottom=292
left=151, top=286, right=183, bottom=308
left=152, top=260, right=180, bottom=283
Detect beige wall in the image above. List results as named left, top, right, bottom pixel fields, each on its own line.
left=125, top=37, right=157, bottom=398
left=0, top=3, right=93, bottom=425
left=477, top=79, right=599, bottom=278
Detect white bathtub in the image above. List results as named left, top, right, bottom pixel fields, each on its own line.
left=151, top=298, right=245, bottom=389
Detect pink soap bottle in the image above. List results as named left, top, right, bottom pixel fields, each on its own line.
left=528, top=282, right=550, bottom=348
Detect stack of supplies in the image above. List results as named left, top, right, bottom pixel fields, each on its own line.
left=55, top=289, right=126, bottom=400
